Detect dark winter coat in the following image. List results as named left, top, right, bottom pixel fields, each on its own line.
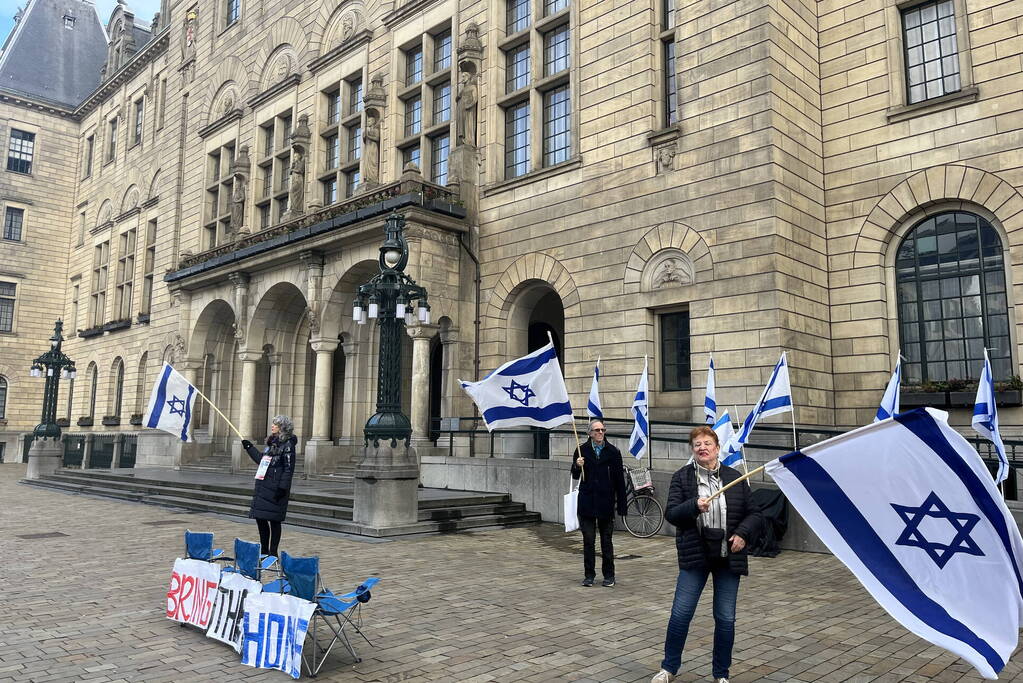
left=664, top=463, right=762, bottom=576
left=570, top=439, right=628, bottom=519
left=244, top=434, right=297, bottom=522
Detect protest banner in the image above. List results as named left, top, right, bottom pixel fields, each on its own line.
left=166, top=558, right=221, bottom=628
left=206, top=572, right=263, bottom=652
left=240, top=592, right=317, bottom=679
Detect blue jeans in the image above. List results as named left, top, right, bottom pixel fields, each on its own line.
left=660, top=563, right=741, bottom=679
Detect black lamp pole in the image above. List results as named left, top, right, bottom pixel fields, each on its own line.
left=29, top=319, right=76, bottom=441
left=353, top=212, right=430, bottom=448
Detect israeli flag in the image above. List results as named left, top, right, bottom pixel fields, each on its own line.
left=143, top=362, right=198, bottom=442
left=874, top=356, right=902, bottom=422
left=587, top=357, right=603, bottom=419
left=766, top=408, right=1023, bottom=680
left=459, top=341, right=573, bottom=431
left=704, top=355, right=717, bottom=424
left=972, top=349, right=1009, bottom=485
left=715, top=412, right=742, bottom=467
left=628, top=356, right=649, bottom=460
left=733, top=352, right=792, bottom=449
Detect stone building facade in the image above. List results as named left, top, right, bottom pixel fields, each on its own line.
left=1, top=0, right=1021, bottom=472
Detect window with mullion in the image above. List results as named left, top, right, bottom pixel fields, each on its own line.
left=347, top=124, right=361, bottom=162
left=507, top=0, right=530, bottom=33
left=543, top=86, right=571, bottom=166
left=345, top=170, right=360, bottom=197
left=902, top=0, right=960, bottom=103
left=405, top=97, right=423, bottom=137
left=323, top=177, right=338, bottom=205
left=434, top=30, right=452, bottom=71
left=506, top=44, right=530, bottom=93
left=543, top=24, right=570, bottom=76
left=133, top=99, right=144, bottom=145
left=664, top=39, right=678, bottom=125
left=326, top=89, right=341, bottom=125
left=226, top=0, right=240, bottom=25
left=6, top=129, right=34, bottom=173
left=348, top=78, right=363, bottom=114
left=505, top=102, right=530, bottom=178
left=432, top=82, right=451, bottom=124
left=0, top=282, right=15, bottom=332
left=3, top=207, right=23, bottom=241
left=403, top=145, right=421, bottom=170
left=406, top=45, right=424, bottom=85
left=895, top=211, right=1010, bottom=384
left=660, top=311, right=691, bottom=390
left=0, top=377, right=7, bottom=418
left=431, top=135, right=450, bottom=185
left=325, top=134, right=339, bottom=169
left=545, top=0, right=568, bottom=15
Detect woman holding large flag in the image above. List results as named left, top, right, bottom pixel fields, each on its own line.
left=240, top=415, right=297, bottom=559
left=651, top=426, right=761, bottom=683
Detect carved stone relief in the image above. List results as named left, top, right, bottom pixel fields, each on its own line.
left=641, top=249, right=695, bottom=292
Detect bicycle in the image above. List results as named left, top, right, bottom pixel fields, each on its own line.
left=622, top=466, right=664, bottom=538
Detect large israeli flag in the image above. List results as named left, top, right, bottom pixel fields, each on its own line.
left=874, top=356, right=902, bottom=422
left=972, top=349, right=1009, bottom=485
left=586, top=357, right=603, bottom=419
left=459, top=341, right=573, bottom=431
left=704, top=355, right=717, bottom=424
left=733, top=352, right=792, bottom=449
left=766, top=408, right=1023, bottom=680
left=143, top=362, right=198, bottom=442
left=628, top=356, right=649, bottom=460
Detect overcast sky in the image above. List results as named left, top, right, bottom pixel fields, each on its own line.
left=0, top=0, right=162, bottom=44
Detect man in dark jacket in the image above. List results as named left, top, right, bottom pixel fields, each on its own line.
left=240, top=414, right=297, bottom=558
left=571, top=419, right=628, bottom=587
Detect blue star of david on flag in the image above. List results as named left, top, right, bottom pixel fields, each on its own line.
left=143, top=362, right=199, bottom=442
left=167, top=396, right=187, bottom=416
left=502, top=380, right=535, bottom=406
left=891, top=491, right=984, bottom=569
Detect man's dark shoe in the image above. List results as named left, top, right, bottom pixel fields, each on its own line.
left=602, top=577, right=616, bottom=587
left=581, top=577, right=594, bottom=587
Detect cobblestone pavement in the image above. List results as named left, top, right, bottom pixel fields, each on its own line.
left=1, top=464, right=1020, bottom=683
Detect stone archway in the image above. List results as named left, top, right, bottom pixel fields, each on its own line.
left=188, top=298, right=237, bottom=457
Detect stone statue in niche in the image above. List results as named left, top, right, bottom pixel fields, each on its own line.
left=456, top=70, right=478, bottom=147
left=288, top=148, right=306, bottom=214
left=653, top=258, right=690, bottom=288
left=181, top=8, right=197, bottom=62
left=230, top=145, right=250, bottom=232
left=362, top=111, right=380, bottom=184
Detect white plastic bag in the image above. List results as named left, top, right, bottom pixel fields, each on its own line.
left=564, top=478, right=580, bottom=533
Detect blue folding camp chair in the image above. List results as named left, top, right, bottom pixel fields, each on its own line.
left=277, top=551, right=379, bottom=676
left=222, top=538, right=280, bottom=582
left=183, top=530, right=232, bottom=563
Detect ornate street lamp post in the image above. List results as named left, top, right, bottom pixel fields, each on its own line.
left=352, top=211, right=431, bottom=448
left=25, top=320, right=76, bottom=479
left=351, top=212, right=430, bottom=529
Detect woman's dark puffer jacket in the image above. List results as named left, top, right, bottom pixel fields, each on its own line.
left=664, top=463, right=762, bottom=576
left=244, top=434, right=297, bottom=522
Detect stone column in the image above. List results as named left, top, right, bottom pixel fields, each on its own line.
left=407, top=324, right=437, bottom=446
left=439, top=325, right=459, bottom=451
left=305, top=337, right=339, bottom=475
left=111, top=433, right=125, bottom=469
left=235, top=350, right=263, bottom=471
left=175, top=359, right=204, bottom=468
left=81, top=433, right=95, bottom=470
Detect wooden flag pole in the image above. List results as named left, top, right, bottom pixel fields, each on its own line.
left=707, top=464, right=766, bottom=501
left=190, top=384, right=245, bottom=440
left=550, top=329, right=583, bottom=481
left=732, top=404, right=748, bottom=477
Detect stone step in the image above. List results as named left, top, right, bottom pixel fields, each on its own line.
left=24, top=468, right=542, bottom=537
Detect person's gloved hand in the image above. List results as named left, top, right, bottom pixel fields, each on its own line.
left=241, top=439, right=253, bottom=450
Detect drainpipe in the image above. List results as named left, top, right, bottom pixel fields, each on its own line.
left=458, top=232, right=481, bottom=457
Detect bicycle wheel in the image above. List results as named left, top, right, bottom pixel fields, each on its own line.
left=624, top=494, right=664, bottom=538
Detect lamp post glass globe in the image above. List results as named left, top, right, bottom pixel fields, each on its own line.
left=384, top=248, right=402, bottom=268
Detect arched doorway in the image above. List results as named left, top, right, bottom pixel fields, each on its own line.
left=507, top=283, right=566, bottom=459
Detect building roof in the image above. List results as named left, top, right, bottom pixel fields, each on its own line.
left=0, top=0, right=108, bottom=108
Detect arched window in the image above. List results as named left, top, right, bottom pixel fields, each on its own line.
left=112, top=358, right=125, bottom=418
left=896, top=211, right=1011, bottom=384
left=87, top=362, right=98, bottom=418
left=135, top=352, right=148, bottom=416
left=0, top=376, right=8, bottom=419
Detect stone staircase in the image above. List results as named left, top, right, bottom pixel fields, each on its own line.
left=23, top=468, right=541, bottom=537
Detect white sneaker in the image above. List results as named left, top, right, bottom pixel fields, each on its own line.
left=651, top=671, right=675, bottom=683
left=715, top=678, right=729, bottom=683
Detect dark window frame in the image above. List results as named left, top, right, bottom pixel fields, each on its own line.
left=6, top=129, right=35, bottom=174
left=3, top=207, right=24, bottom=241
left=660, top=310, right=692, bottom=391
